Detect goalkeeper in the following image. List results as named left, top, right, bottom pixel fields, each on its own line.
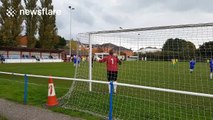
left=97, top=50, right=121, bottom=93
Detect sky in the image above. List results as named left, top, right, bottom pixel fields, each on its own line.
left=53, top=0, right=213, bottom=40
left=1, top=0, right=213, bottom=49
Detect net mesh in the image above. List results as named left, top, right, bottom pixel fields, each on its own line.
left=61, top=23, right=213, bottom=120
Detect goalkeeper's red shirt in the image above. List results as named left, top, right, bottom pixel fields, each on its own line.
left=99, top=55, right=119, bottom=71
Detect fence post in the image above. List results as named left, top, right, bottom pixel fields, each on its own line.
left=24, top=74, right=28, bottom=105
left=108, top=81, right=114, bottom=120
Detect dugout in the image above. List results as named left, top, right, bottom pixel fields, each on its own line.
left=0, top=47, right=65, bottom=63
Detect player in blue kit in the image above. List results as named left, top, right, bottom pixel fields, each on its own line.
left=73, top=55, right=77, bottom=66
left=209, top=59, right=213, bottom=79
left=189, top=59, right=196, bottom=73
left=73, top=56, right=81, bottom=67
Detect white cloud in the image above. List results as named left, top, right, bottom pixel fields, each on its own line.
left=52, top=0, right=213, bottom=41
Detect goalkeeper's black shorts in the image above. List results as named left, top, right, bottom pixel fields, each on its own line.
left=107, top=71, right=118, bottom=81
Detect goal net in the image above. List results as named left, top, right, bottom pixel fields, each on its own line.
left=61, top=23, right=213, bottom=119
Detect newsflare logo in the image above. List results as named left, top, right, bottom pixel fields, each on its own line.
left=6, top=7, right=16, bottom=17
left=6, top=7, right=61, bottom=17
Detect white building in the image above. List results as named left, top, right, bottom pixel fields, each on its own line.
left=137, top=47, right=162, bottom=54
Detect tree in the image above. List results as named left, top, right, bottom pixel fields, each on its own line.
left=96, top=47, right=104, bottom=53
left=0, top=0, right=11, bottom=46
left=66, top=40, right=78, bottom=55
left=23, top=0, right=38, bottom=48
left=70, top=40, right=77, bottom=50
left=162, top=38, right=196, bottom=59
left=196, top=41, right=213, bottom=58
left=35, top=40, right=41, bottom=48
left=39, top=0, right=58, bottom=49
left=0, top=0, right=1, bottom=45
left=163, top=38, right=196, bottom=52
left=0, top=0, right=23, bottom=47
left=54, top=35, right=66, bottom=49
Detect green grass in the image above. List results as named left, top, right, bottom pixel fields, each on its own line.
left=0, top=62, right=213, bottom=119
left=0, top=63, right=101, bottom=120
left=67, top=61, right=213, bottom=119
left=0, top=115, right=7, bottom=120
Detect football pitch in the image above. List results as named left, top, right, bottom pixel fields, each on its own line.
left=0, top=61, right=213, bottom=119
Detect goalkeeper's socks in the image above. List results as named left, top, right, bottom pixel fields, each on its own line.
left=108, top=81, right=117, bottom=93
left=108, top=84, right=111, bottom=93
left=210, top=73, right=212, bottom=79
left=113, top=81, right=117, bottom=93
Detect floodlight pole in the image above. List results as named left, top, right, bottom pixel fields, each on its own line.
left=69, top=6, right=75, bottom=61
left=89, top=33, right=92, bottom=91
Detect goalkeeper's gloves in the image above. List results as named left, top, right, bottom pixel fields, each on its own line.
left=96, top=56, right=101, bottom=61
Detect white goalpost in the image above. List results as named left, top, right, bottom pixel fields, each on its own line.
left=60, top=23, right=213, bottom=120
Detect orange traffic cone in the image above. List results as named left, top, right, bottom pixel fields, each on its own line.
left=46, top=76, right=58, bottom=107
